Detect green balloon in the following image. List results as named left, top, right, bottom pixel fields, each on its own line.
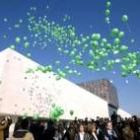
left=15, top=37, right=21, bottom=43
left=105, top=9, right=111, bottom=16
left=10, top=45, right=15, bottom=50
left=68, top=70, right=73, bottom=74
left=91, top=40, right=99, bottom=48
left=101, top=38, right=107, bottom=44
left=33, top=113, right=40, bottom=120
left=111, top=28, right=119, bottom=36
left=118, top=31, right=125, bottom=38
left=114, top=38, right=120, bottom=45
left=24, top=42, right=30, bottom=48
left=120, top=45, right=128, bottom=52
left=91, top=33, right=101, bottom=40
left=131, top=39, right=135, bottom=43
left=70, top=110, right=74, bottom=116
left=106, top=43, right=112, bottom=50
left=4, top=18, right=8, bottom=22
left=3, top=35, right=7, bottom=39
left=27, top=53, right=31, bottom=57
left=106, top=1, right=111, bottom=7
left=121, top=72, right=127, bottom=77
left=22, top=113, right=28, bottom=119
left=122, top=15, right=128, bottom=22
left=105, top=17, right=110, bottom=24
left=56, top=76, right=61, bottom=80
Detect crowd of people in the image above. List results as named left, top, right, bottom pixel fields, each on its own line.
left=0, top=112, right=140, bottom=140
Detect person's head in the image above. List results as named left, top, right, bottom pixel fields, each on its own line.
left=113, top=111, right=116, bottom=114
left=78, top=124, right=85, bottom=132
left=132, top=115, right=138, bottom=123
left=90, top=124, right=97, bottom=133
left=105, top=121, right=113, bottom=130
left=20, top=119, right=29, bottom=129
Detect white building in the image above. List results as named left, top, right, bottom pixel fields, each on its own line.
left=0, top=48, right=131, bottom=120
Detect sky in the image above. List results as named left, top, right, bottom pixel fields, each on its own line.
left=0, top=0, right=140, bottom=116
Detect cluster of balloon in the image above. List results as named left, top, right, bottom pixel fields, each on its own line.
left=49, top=104, right=64, bottom=121
left=70, top=110, right=74, bottom=116
left=3, top=2, right=140, bottom=80
left=63, top=14, right=71, bottom=22
left=105, top=1, right=111, bottom=25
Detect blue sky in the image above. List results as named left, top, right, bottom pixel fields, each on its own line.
left=0, top=0, right=140, bottom=115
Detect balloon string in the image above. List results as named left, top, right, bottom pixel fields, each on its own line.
left=108, top=23, right=111, bottom=32
left=126, top=23, right=131, bottom=33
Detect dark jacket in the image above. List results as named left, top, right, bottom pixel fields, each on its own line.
left=102, top=129, right=118, bottom=140
left=89, top=133, right=98, bottom=140
left=74, top=132, right=90, bottom=140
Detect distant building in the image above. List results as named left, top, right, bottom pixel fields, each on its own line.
left=78, top=79, right=119, bottom=117
left=78, top=79, right=119, bottom=108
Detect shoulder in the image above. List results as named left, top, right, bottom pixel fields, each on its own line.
left=24, top=132, right=34, bottom=139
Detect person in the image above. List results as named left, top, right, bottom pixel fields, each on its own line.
left=122, top=124, right=134, bottom=140
left=0, top=117, right=8, bottom=140
left=111, top=112, right=118, bottom=127
left=3, top=116, right=12, bottom=140
left=102, top=121, right=118, bottom=140
left=12, top=119, right=34, bottom=140
left=74, top=124, right=90, bottom=140
left=88, top=123, right=99, bottom=140
left=62, top=123, right=76, bottom=140
left=53, top=129, right=62, bottom=140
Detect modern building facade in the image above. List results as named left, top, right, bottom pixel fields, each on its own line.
left=0, top=48, right=131, bottom=120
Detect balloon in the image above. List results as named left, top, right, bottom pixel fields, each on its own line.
left=114, top=38, right=120, bottom=45
left=70, top=110, right=74, bottom=116
left=101, top=38, right=107, bottom=44
left=105, top=17, right=110, bottom=24
left=27, top=53, right=31, bottom=57
left=91, top=41, right=99, bottom=48
left=4, top=18, right=8, bottom=22
left=24, top=42, right=30, bottom=48
left=3, top=35, right=7, bottom=39
left=106, top=1, right=111, bottom=7
left=55, top=60, right=60, bottom=65
left=120, top=45, right=128, bottom=52
left=111, top=28, right=119, bottom=36
left=131, top=39, right=135, bottom=43
left=91, top=33, right=101, bottom=40
left=56, top=75, right=61, bottom=80
left=14, top=24, right=20, bottom=29
left=15, top=37, right=21, bottom=43
left=19, top=19, right=23, bottom=23
left=68, top=70, right=73, bottom=74
left=50, top=105, right=64, bottom=120
left=22, top=113, right=28, bottom=119
left=118, top=31, right=125, bottom=38
left=121, top=72, right=127, bottom=77
left=10, top=45, right=15, bottom=50
left=122, top=15, right=128, bottom=22
left=33, top=113, right=40, bottom=120
left=105, top=9, right=110, bottom=16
